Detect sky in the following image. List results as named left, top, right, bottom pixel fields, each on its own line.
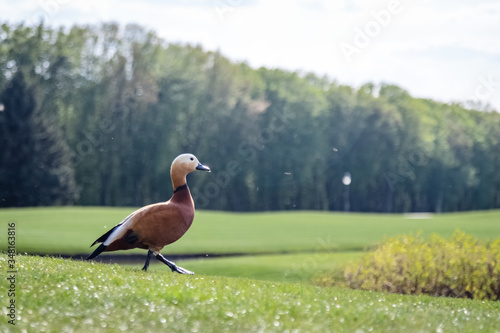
left=1, top=0, right=500, bottom=110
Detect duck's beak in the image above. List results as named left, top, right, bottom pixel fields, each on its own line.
left=196, top=163, right=211, bottom=172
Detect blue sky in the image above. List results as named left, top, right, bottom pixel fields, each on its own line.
left=2, top=0, right=500, bottom=110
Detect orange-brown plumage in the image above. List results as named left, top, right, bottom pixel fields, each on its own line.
left=87, top=153, right=210, bottom=274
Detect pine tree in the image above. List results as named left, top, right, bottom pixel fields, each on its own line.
left=0, top=71, right=78, bottom=206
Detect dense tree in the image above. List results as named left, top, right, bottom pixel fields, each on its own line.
left=0, top=22, right=499, bottom=212
left=0, top=71, right=77, bottom=206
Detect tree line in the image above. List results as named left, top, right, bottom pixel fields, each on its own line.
left=1, top=22, right=499, bottom=212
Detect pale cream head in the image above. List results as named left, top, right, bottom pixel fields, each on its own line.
left=170, top=154, right=210, bottom=189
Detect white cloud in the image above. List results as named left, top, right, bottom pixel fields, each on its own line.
left=2, top=0, right=500, bottom=110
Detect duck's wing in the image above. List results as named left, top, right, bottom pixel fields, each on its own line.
left=87, top=199, right=191, bottom=260
left=90, top=222, right=123, bottom=247
left=89, top=207, right=143, bottom=247
left=86, top=204, right=155, bottom=260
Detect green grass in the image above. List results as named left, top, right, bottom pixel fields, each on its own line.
left=1, top=207, right=499, bottom=255
left=3, top=209, right=500, bottom=331
left=1, top=255, right=500, bottom=333
left=146, top=252, right=363, bottom=283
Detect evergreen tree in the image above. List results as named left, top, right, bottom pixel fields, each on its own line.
left=0, top=71, right=77, bottom=206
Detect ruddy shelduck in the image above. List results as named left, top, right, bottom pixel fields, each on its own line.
left=87, top=153, right=210, bottom=274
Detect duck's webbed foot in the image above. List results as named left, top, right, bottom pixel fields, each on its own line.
left=155, top=252, right=194, bottom=275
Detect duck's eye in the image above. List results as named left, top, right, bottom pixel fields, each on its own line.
left=190, top=157, right=194, bottom=161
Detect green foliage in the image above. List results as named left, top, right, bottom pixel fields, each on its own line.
left=0, top=70, right=77, bottom=207
left=1, top=22, right=500, bottom=211
left=327, top=231, right=500, bottom=301
left=1, top=255, right=500, bottom=332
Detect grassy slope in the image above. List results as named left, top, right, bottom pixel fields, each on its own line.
left=148, top=252, right=363, bottom=283
left=1, top=207, right=499, bottom=255
left=1, top=255, right=499, bottom=333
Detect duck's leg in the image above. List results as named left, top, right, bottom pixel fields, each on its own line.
left=154, top=252, right=194, bottom=275
left=142, top=250, right=154, bottom=271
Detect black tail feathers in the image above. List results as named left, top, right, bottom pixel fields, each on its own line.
left=90, top=223, right=122, bottom=247
left=86, top=244, right=107, bottom=260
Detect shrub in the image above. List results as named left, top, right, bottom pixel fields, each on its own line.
left=319, top=231, right=500, bottom=301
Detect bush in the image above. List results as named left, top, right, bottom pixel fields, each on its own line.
left=319, top=231, right=500, bottom=301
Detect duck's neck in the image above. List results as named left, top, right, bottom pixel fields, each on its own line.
left=171, top=172, right=187, bottom=192
left=173, top=184, right=188, bottom=193
left=170, top=182, right=194, bottom=208
left=170, top=171, right=192, bottom=204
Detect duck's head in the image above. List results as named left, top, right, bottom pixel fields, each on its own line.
left=170, top=153, right=210, bottom=188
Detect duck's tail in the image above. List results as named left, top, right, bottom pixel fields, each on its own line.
left=86, top=244, right=107, bottom=260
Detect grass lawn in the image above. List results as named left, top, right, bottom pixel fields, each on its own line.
left=2, top=209, right=500, bottom=332
left=1, top=255, right=499, bottom=333
left=146, top=252, right=363, bottom=283
left=1, top=207, right=499, bottom=255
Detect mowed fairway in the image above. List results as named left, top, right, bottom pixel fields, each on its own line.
left=150, top=252, right=363, bottom=283
left=1, top=207, right=499, bottom=256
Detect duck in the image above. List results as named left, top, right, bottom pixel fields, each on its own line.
left=86, top=153, right=210, bottom=274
